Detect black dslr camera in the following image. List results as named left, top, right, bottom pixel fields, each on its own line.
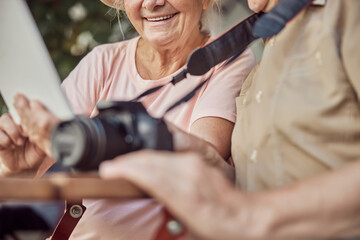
left=50, top=101, right=173, bottom=171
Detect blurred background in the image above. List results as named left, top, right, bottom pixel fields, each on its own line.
left=0, top=0, right=263, bottom=239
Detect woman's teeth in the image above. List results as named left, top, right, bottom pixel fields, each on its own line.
left=146, top=14, right=175, bottom=22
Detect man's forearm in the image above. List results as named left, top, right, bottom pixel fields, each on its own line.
left=169, top=122, right=235, bottom=182
left=255, top=160, right=360, bottom=239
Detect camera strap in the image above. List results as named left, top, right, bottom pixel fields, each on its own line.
left=131, top=12, right=262, bottom=103
left=253, top=0, right=313, bottom=38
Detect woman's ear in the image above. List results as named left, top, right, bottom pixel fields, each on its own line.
left=248, top=0, right=279, bottom=13
left=248, top=0, right=268, bottom=12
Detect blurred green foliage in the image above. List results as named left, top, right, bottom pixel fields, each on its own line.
left=28, top=0, right=136, bottom=80
left=0, top=0, right=137, bottom=114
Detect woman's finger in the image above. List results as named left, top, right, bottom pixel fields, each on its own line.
left=29, top=99, right=60, bottom=132
left=13, top=93, right=31, bottom=119
left=0, top=130, right=15, bottom=150
left=13, top=95, right=59, bottom=146
left=13, top=94, right=33, bottom=134
left=0, top=113, right=25, bottom=146
left=30, top=99, right=49, bottom=112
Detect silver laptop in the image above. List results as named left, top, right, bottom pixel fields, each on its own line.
left=0, top=0, right=74, bottom=124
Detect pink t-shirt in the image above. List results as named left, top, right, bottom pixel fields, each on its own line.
left=62, top=37, right=255, bottom=239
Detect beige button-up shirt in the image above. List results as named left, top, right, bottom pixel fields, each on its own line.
left=232, top=0, right=360, bottom=191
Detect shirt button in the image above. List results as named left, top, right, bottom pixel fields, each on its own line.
left=250, top=149, right=258, bottom=163
left=315, top=51, right=323, bottom=65
left=255, top=90, right=263, bottom=103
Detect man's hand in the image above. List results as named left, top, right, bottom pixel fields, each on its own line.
left=99, top=150, right=360, bottom=240
left=99, top=150, right=267, bottom=240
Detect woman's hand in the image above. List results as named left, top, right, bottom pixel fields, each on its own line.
left=0, top=113, right=46, bottom=176
left=0, top=94, right=60, bottom=177
left=13, top=94, right=60, bottom=157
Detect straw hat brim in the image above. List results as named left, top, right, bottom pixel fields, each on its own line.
left=100, top=0, right=124, bottom=9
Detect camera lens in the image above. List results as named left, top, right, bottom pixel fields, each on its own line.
left=51, top=101, right=173, bottom=171
left=51, top=116, right=128, bottom=170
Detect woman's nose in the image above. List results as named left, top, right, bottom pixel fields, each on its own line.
left=142, top=0, right=165, bottom=11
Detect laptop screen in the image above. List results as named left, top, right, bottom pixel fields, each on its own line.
left=0, top=0, right=74, bottom=124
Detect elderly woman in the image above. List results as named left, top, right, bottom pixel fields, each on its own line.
left=0, top=0, right=255, bottom=239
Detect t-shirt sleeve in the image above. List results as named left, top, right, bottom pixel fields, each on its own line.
left=190, top=47, right=256, bottom=125
left=61, top=47, right=105, bottom=116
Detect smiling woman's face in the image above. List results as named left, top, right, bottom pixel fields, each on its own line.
left=124, top=0, right=209, bottom=48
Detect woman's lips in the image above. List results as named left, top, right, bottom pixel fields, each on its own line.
left=144, top=13, right=178, bottom=22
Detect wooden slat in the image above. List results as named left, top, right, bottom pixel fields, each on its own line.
left=0, top=174, right=146, bottom=201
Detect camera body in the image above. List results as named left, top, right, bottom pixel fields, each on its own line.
left=51, top=101, right=173, bottom=171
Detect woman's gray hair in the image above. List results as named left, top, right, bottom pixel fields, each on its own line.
left=112, top=0, right=124, bottom=10
left=113, top=0, right=221, bottom=35
left=201, top=0, right=221, bottom=35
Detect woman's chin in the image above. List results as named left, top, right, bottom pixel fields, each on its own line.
left=144, top=34, right=178, bottom=49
